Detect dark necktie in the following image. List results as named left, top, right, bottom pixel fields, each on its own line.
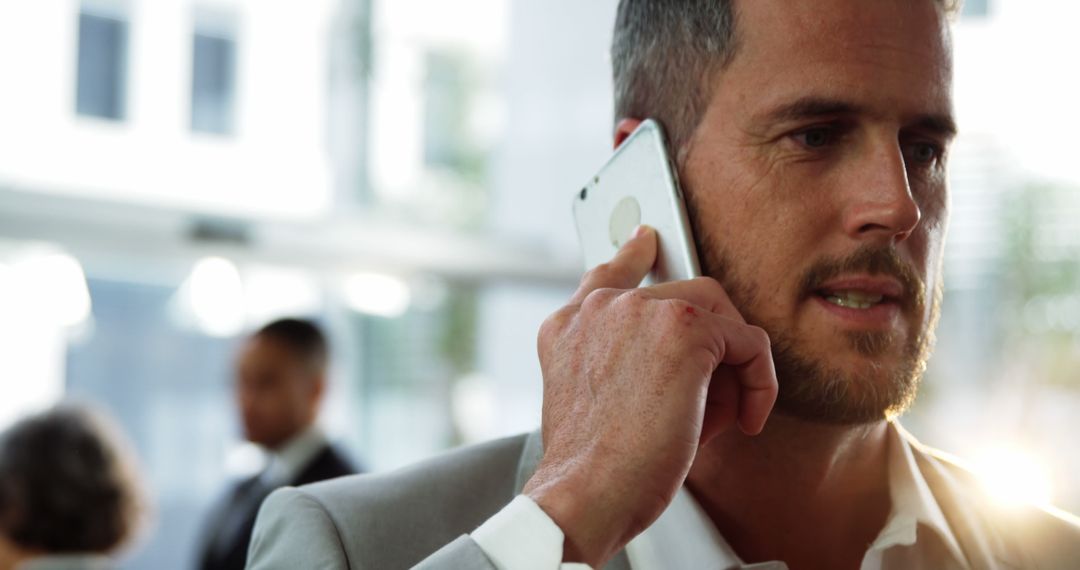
left=208, top=472, right=275, bottom=561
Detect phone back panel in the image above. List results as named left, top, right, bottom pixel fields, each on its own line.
left=572, top=119, right=701, bottom=284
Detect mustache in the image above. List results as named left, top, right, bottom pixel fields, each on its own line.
left=798, top=246, right=926, bottom=313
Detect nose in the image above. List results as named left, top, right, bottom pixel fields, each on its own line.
left=841, top=141, right=921, bottom=244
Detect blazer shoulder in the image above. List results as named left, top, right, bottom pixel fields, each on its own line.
left=911, top=439, right=1080, bottom=568
left=306, top=432, right=528, bottom=499
left=248, top=486, right=350, bottom=569
left=920, top=442, right=1080, bottom=525
left=275, top=433, right=531, bottom=569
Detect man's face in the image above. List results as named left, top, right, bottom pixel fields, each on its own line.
left=235, top=337, right=321, bottom=448
left=681, top=0, right=955, bottom=424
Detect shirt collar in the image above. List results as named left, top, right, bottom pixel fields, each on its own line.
left=262, top=425, right=326, bottom=485
left=624, top=421, right=967, bottom=570
left=625, top=484, right=757, bottom=570
left=877, top=421, right=967, bottom=565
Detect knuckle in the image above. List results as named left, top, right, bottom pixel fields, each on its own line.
left=654, top=299, right=697, bottom=338
left=538, top=306, right=576, bottom=348
left=585, top=262, right=619, bottom=284
left=614, top=288, right=651, bottom=312
left=537, top=313, right=563, bottom=344
left=663, top=298, right=694, bottom=319
left=747, top=325, right=772, bottom=349
left=581, top=287, right=618, bottom=312
left=587, top=285, right=613, bottom=306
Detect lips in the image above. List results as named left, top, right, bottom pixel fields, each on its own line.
left=813, top=277, right=905, bottom=311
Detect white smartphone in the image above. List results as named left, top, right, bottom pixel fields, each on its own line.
left=572, top=119, right=701, bottom=284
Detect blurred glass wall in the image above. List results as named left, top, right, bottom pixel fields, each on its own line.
left=0, top=0, right=1078, bottom=567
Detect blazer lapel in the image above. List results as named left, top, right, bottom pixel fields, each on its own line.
left=902, top=429, right=1026, bottom=569
left=514, top=431, right=633, bottom=570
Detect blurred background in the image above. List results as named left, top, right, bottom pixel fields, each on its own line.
left=0, top=0, right=1077, bottom=567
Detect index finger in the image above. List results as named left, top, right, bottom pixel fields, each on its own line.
left=701, top=317, right=778, bottom=437
left=569, top=225, right=657, bottom=305
left=645, top=277, right=746, bottom=324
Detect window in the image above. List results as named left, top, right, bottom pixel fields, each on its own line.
left=423, top=52, right=472, bottom=171
left=961, top=0, right=990, bottom=18
left=75, top=10, right=128, bottom=120
left=191, top=22, right=237, bottom=134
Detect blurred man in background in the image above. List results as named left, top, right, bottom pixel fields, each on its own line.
left=0, top=404, right=144, bottom=570
left=197, top=318, right=356, bottom=570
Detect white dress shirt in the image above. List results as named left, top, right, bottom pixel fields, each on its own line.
left=471, top=422, right=969, bottom=569
left=261, top=425, right=328, bottom=487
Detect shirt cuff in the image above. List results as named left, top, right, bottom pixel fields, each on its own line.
left=471, top=495, right=593, bottom=570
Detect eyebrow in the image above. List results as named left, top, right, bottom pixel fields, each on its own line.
left=758, top=96, right=958, bottom=139
left=911, top=113, right=958, bottom=139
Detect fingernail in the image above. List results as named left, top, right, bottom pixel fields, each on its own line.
left=630, top=225, right=649, bottom=240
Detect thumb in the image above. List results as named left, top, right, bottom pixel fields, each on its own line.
left=570, top=225, right=657, bottom=305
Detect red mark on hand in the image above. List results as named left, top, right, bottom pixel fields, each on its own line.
left=685, top=306, right=696, bottom=316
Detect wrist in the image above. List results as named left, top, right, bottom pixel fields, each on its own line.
left=523, top=460, right=636, bottom=568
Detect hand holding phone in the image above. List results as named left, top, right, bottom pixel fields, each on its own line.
left=523, top=120, right=778, bottom=567
left=573, top=119, right=701, bottom=284
left=527, top=224, right=777, bottom=566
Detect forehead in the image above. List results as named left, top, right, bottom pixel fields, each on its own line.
left=238, top=337, right=295, bottom=369
left=724, top=0, right=953, bottom=122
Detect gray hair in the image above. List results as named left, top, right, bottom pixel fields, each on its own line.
left=611, top=0, right=963, bottom=155
left=0, top=404, right=144, bottom=554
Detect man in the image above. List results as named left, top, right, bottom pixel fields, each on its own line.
left=0, top=404, right=143, bottom=570
left=248, top=2, right=1080, bottom=569
left=198, top=318, right=356, bottom=570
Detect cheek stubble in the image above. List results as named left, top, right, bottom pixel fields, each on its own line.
left=694, top=225, right=941, bottom=425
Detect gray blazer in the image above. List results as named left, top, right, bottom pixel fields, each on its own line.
left=247, top=430, right=1080, bottom=569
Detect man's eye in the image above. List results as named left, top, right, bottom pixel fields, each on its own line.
left=792, top=128, right=835, bottom=148
left=904, top=142, right=941, bottom=165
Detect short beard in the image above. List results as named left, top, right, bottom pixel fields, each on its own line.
left=699, top=243, right=941, bottom=426
left=767, top=297, right=939, bottom=425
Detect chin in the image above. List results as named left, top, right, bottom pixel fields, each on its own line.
left=243, top=429, right=267, bottom=446
left=770, top=333, right=926, bottom=426
left=838, top=347, right=908, bottom=376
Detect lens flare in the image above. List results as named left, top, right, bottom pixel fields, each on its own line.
left=973, top=445, right=1053, bottom=507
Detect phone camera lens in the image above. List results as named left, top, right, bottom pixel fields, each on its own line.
left=579, top=188, right=588, bottom=200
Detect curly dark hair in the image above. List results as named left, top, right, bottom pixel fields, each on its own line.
left=0, top=404, right=143, bottom=553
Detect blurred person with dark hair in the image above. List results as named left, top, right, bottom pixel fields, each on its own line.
left=0, top=404, right=144, bottom=570
left=197, top=318, right=357, bottom=570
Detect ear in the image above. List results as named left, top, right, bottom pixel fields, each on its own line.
left=613, top=118, right=644, bottom=149
left=310, top=373, right=326, bottom=404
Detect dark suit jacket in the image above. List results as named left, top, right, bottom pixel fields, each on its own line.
left=198, top=443, right=357, bottom=570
